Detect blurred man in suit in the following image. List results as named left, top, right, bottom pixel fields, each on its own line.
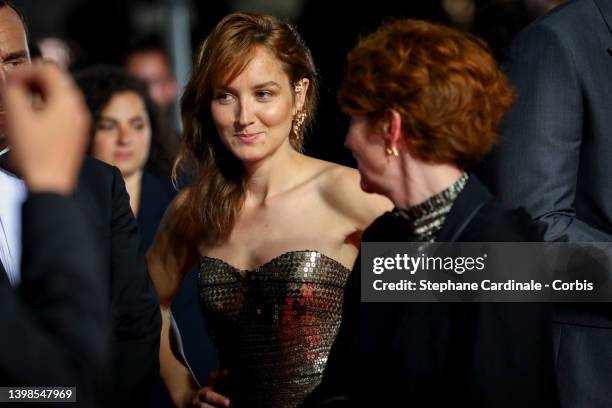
left=480, top=0, right=612, bottom=405
left=0, top=62, right=107, bottom=407
left=0, top=2, right=161, bottom=406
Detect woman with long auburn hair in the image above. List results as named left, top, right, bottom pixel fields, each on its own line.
left=147, top=12, right=391, bottom=408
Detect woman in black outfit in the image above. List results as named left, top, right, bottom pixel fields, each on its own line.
left=305, top=19, right=559, bottom=408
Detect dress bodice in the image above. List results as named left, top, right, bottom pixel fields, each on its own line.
left=197, top=250, right=351, bottom=408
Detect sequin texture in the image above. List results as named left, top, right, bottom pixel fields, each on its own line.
left=391, top=172, right=469, bottom=242
left=198, top=250, right=351, bottom=407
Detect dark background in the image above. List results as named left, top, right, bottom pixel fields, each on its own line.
left=13, top=0, right=564, bottom=166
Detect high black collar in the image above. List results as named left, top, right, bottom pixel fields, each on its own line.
left=363, top=175, right=493, bottom=243
left=436, top=174, right=493, bottom=242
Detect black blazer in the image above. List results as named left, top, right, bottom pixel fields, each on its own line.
left=477, top=1, right=612, bottom=404
left=73, top=158, right=161, bottom=407
left=305, top=176, right=558, bottom=407
left=480, top=0, right=612, bottom=242
left=0, top=193, right=109, bottom=407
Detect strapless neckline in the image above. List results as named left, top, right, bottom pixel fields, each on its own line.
left=199, top=250, right=351, bottom=275
left=197, top=249, right=352, bottom=407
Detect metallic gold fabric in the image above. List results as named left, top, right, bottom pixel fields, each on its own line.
left=198, top=250, right=351, bottom=407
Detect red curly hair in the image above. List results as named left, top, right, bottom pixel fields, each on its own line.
left=339, top=19, right=514, bottom=169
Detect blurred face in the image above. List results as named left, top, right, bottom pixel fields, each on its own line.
left=126, top=51, right=177, bottom=112
left=210, top=46, right=304, bottom=165
left=345, top=115, right=390, bottom=195
left=0, top=6, right=31, bottom=146
left=91, top=91, right=151, bottom=178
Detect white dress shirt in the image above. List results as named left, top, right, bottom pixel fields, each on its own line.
left=0, top=164, right=27, bottom=287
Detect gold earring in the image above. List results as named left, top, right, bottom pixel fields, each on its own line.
left=294, top=81, right=304, bottom=94
left=292, top=110, right=307, bottom=143
left=385, top=146, right=399, bottom=157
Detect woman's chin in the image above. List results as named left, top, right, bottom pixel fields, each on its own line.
left=233, top=150, right=269, bottom=166
left=232, top=144, right=282, bottom=165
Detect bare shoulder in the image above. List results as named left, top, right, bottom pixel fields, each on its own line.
left=317, top=162, right=359, bottom=193
left=299, top=157, right=358, bottom=195
left=313, top=159, right=392, bottom=230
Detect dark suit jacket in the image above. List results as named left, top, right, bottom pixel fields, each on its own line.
left=74, top=158, right=161, bottom=407
left=477, top=1, right=612, bottom=404
left=480, top=0, right=612, bottom=242
left=0, top=193, right=109, bottom=407
left=305, top=176, right=558, bottom=407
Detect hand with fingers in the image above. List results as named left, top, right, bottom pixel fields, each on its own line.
left=4, top=61, right=90, bottom=194
left=190, top=369, right=231, bottom=408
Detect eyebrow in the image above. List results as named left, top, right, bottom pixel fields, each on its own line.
left=98, top=115, right=145, bottom=122
left=217, top=81, right=281, bottom=92
left=2, top=51, right=28, bottom=62
left=253, top=81, right=281, bottom=89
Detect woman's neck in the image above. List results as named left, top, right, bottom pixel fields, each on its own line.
left=124, top=169, right=143, bottom=216
left=242, top=143, right=304, bottom=205
left=392, top=161, right=464, bottom=209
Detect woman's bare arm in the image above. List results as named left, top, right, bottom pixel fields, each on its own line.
left=147, top=191, right=200, bottom=407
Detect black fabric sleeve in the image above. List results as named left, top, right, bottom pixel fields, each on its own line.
left=0, top=193, right=110, bottom=406
left=107, top=167, right=162, bottom=407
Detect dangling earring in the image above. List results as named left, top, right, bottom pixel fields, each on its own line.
left=291, top=80, right=307, bottom=146
left=385, top=146, right=399, bottom=157
left=294, top=81, right=304, bottom=95
left=292, top=110, right=307, bottom=144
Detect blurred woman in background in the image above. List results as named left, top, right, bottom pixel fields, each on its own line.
left=75, top=66, right=175, bottom=249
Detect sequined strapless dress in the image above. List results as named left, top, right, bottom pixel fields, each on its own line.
left=197, top=250, right=351, bottom=408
